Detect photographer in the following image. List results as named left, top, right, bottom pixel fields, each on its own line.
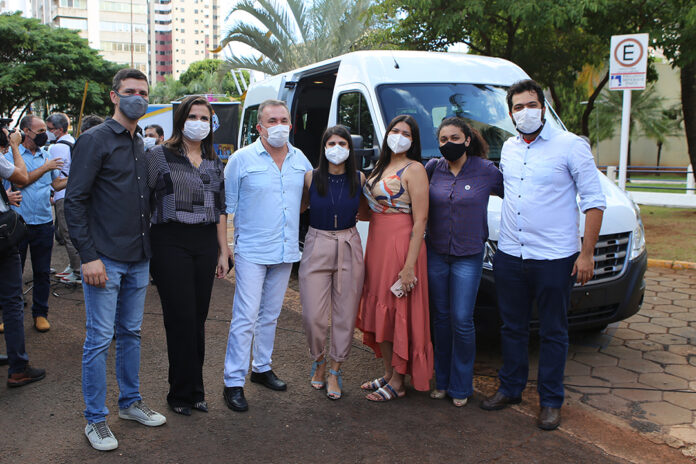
left=4, top=115, right=64, bottom=333
left=0, top=125, right=46, bottom=386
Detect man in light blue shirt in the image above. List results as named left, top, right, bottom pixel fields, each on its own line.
left=481, top=80, right=605, bottom=431
left=4, top=115, right=65, bottom=333
left=222, top=99, right=312, bottom=412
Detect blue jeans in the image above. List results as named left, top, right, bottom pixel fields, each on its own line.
left=493, top=250, right=577, bottom=408
left=0, top=249, right=29, bottom=374
left=18, top=222, right=54, bottom=318
left=81, top=256, right=149, bottom=424
left=427, top=250, right=483, bottom=399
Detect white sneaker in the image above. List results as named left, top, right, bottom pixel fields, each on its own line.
left=85, top=421, right=118, bottom=451
left=56, top=266, right=73, bottom=277
left=61, top=272, right=82, bottom=284
left=118, top=401, right=166, bottom=426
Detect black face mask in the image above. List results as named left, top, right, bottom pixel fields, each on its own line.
left=439, top=141, right=467, bottom=162
left=31, top=131, right=48, bottom=147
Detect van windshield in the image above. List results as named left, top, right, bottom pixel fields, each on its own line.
left=376, top=83, right=563, bottom=160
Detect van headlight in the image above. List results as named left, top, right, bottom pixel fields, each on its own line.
left=630, top=219, right=646, bottom=259
left=630, top=202, right=646, bottom=259
left=483, top=240, right=497, bottom=270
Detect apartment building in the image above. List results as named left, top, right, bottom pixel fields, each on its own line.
left=30, top=0, right=149, bottom=74
left=149, top=0, right=221, bottom=82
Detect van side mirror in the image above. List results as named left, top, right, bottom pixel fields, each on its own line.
left=351, top=134, right=364, bottom=150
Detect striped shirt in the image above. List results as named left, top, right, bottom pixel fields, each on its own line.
left=146, top=144, right=226, bottom=225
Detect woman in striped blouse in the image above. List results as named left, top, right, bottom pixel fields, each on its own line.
left=146, top=95, right=231, bottom=416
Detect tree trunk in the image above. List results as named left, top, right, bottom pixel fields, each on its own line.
left=681, top=60, right=696, bottom=170
left=656, top=142, right=662, bottom=175
left=581, top=71, right=609, bottom=137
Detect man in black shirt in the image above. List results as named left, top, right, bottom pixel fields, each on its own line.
left=65, top=68, right=166, bottom=452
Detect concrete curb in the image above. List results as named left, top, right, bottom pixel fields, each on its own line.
left=647, top=258, right=696, bottom=270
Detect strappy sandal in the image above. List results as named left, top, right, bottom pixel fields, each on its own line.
left=326, top=368, right=343, bottom=400
left=366, top=383, right=405, bottom=402
left=360, top=376, right=388, bottom=391
left=310, top=358, right=326, bottom=390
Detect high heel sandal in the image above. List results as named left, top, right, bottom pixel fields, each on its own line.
left=326, top=369, right=343, bottom=400
left=310, top=358, right=326, bottom=390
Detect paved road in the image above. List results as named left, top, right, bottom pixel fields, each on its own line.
left=0, top=250, right=688, bottom=463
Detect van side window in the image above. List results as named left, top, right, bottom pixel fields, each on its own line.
left=338, top=92, right=375, bottom=147
left=240, top=105, right=259, bottom=147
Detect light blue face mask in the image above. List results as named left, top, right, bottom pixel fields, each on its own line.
left=115, top=92, right=149, bottom=120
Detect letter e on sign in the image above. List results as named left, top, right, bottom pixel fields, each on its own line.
left=609, top=33, right=649, bottom=90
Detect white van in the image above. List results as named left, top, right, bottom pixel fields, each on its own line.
left=238, top=50, right=647, bottom=331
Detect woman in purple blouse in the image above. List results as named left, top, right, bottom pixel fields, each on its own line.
left=425, top=117, right=503, bottom=407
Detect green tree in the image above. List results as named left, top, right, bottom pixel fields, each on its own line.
left=365, top=0, right=669, bottom=137
left=0, top=13, right=120, bottom=121
left=221, top=0, right=374, bottom=75
left=596, top=85, right=683, bottom=166
left=149, top=75, right=187, bottom=104
left=652, top=0, right=696, bottom=169
left=179, top=59, right=247, bottom=97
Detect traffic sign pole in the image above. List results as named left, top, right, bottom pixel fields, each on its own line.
left=618, top=89, right=632, bottom=190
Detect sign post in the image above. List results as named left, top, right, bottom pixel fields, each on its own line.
left=609, top=33, right=649, bottom=190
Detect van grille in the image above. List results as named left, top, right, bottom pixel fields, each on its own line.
left=583, top=232, right=630, bottom=285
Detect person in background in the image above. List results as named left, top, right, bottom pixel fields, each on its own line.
left=0, top=127, right=46, bottom=386
left=144, top=124, right=164, bottom=150
left=4, top=115, right=65, bottom=333
left=80, top=115, right=105, bottom=134
left=46, top=113, right=80, bottom=284
left=147, top=95, right=231, bottom=416
left=299, top=125, right=365, bottom=400
left=65, top=68, right=166, bottom=452
left=222, top=99, right=312, bottom=412
left=425, top=117, right=503, bottom=408
left=480, top=79, right=605, bottom=431
left=357, top=115, right=433, bottom=402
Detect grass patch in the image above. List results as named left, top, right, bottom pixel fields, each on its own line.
left=640, top=205, right=696, bottom=262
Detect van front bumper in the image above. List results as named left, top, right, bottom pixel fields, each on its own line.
left=474, top=249, right=648, bottom=332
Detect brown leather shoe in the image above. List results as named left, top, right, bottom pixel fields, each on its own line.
left=34, top=316, right=50, bottom=332
left=480, top=391, right=522, bottom=410
left=537, top=406, right=561, bottom=430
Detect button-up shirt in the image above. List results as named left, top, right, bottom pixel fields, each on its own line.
left=4, top=145, right=58, bottom=225
left=224, top=138, right=312, bottom=265
left=49, top=133, right=75, bottom=202
left=64, top=118, right=150, bottom=264
left=426, top=156, right=503, bottom=256
left=498, top=123, right=606, bottom=260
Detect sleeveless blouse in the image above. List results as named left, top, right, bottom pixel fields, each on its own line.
left=308, top=171, right=361, bottom=231
left=364, top=163, right=414, bottom=214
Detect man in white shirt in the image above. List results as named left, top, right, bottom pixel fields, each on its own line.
left=480, top=80, right=605, bottom=431
left=46, top=113, right=79, bottom=283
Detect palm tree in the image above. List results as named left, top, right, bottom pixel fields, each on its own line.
left=596, top=85, right=683, bottom=168
left=221, top=0, right=373, bottom=75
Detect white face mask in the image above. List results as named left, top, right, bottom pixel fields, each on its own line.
left=183, top=120, right=210, bottom=142
left=387, top=133, right=412, bottom=154
left=325, top=145, right=350, bottom=165
left=261, top=123, right=290, bottom=148
left=143, top=136, right=157, bottom=149
left=47, top=131, right=57, bottom=143
left=512, top=108, right=544, bottom=135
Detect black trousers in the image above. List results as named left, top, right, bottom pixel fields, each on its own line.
left=150, top=222, right=218, bottom=407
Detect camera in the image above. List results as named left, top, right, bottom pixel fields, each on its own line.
left=0, top=118, right=24, bottom=148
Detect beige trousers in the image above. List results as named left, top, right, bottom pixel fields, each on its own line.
left=299, top=226, right=364, bottom=362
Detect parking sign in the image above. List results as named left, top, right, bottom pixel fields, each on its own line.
left=609, top=33, right=649, bottom=90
